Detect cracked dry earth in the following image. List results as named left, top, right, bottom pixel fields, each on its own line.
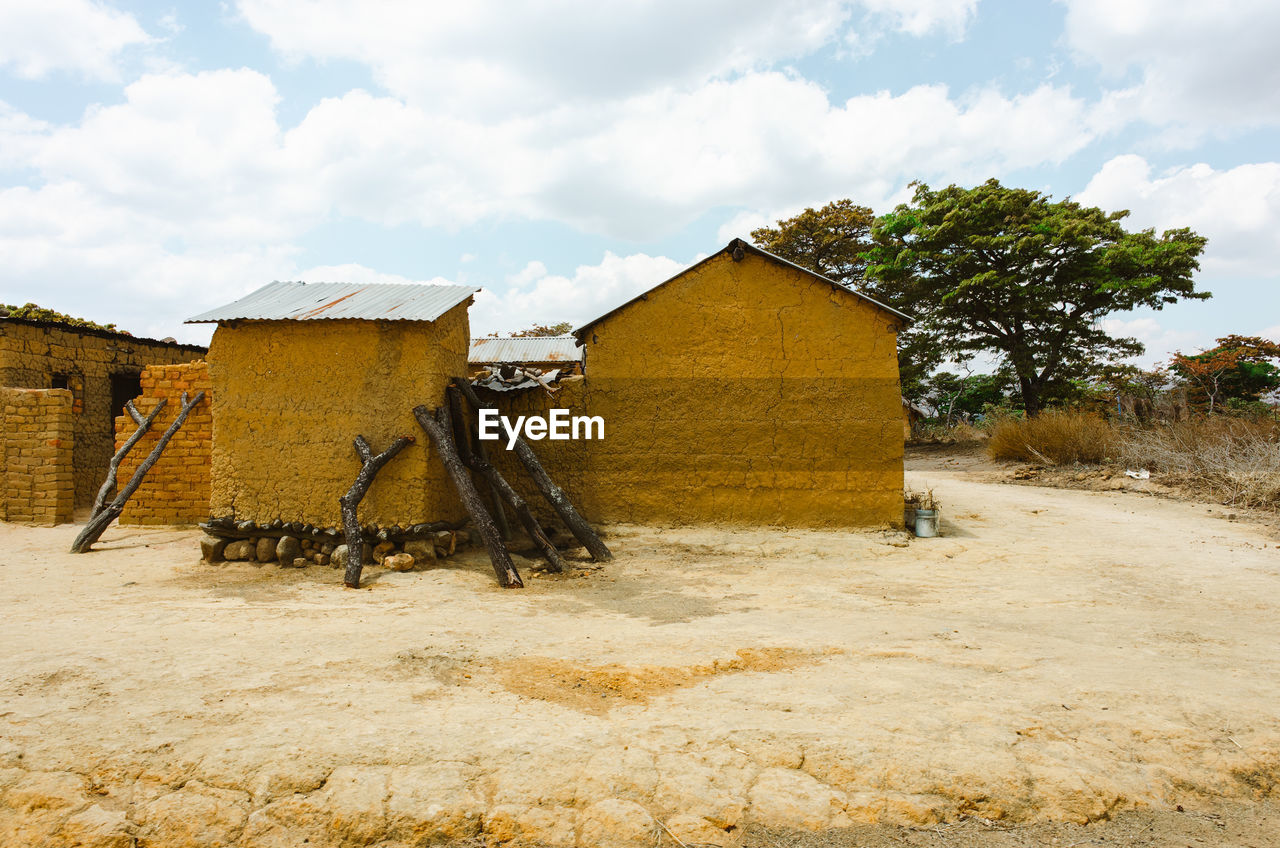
left=2, top=470, right=1280, bottom=847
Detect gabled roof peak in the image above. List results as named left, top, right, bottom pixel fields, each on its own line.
left=573, top=238, right=909, bottom=340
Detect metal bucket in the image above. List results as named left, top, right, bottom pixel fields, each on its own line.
left=913, top=509, right=938, bottom=538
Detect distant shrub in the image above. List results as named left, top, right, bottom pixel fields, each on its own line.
left=1222, top=398, right=1276, bottom=419
left=988, top=411, right=1115, bottom=465
left=911, top=419, right=987, bottom=444
left=1121, top=418, right=1280, bottom=509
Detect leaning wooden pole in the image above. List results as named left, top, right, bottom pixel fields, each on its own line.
left=449, top=385, right=510, bottom=541
left=340, top=435, right=414, bottom=589
left=450, top=378, right=612, bottom=562
left=91, top=397, right=167, bottom=519
left=71, top=391, right=205, bottom=553
left=414, top=403, right=523, bottom=588
left=448, top=386, right=564, bottom=573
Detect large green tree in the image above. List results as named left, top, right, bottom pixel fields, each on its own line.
left=866, top=180, right=1209, bottom=414
left=751, top=200, right=942, bottom=397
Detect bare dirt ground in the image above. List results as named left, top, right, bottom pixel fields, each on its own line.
left=907, top=440, right=1280, bottom=534
left=3, top=461, right=1280, bottom=846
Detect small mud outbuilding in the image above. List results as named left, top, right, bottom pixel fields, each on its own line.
left=187, top=281, right=477, bottom=529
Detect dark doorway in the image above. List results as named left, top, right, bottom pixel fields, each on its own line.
left=110, top=373, right=142, bottom=423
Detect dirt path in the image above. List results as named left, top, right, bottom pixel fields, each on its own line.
left=2, top=471, right=1279, bottom=846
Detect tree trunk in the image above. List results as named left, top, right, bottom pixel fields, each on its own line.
left=449, top=385, right=511, bottom=541
left=1018, top=374, right=1044, bottom=417
left=414, top=403, right=523, bottom=588
left=450, top=377, right=612, bottom=562
left=92, top=398, right=167, bottom=518
left=448, top=387, right=564, bottom=572
left=71, top=391, right=205, bottom=553
left=340, top=435, right=415, bottom=589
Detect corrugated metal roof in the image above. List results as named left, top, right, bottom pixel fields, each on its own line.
left=574, top=237, right=910, bottom=338
left=468, top=336, right=582, bottom=364
left=185, top=281, right=479, bottom=324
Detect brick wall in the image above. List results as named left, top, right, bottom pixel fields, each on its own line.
left=1, top=387, right=75, bottom=524
left=0, top=318, right=206, bottom=509
left=115, top=362, right=212, bottom=526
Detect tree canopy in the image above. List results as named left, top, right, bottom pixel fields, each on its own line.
left=751, top=200, right=876, bottom=288
left=1171, top=335, right=1280, bottom=413
left=750, top=200, right=941, bottom=397
left=509, top=321, right=574, bottom=337
left=866, top=180, right=1209, bottom=414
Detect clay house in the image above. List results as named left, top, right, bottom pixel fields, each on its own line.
left=186, top=281, right=478, bottom=531
left=1, top=312, right=206, bottom=519
left=493, top=237, right=910, bottom=528
left=468, top=336, right=583, bottom=376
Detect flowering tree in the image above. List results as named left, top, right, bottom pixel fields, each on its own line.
left=1171, top=335, right=1280, bottom=414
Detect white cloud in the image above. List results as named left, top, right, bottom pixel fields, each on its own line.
left=0, top=55, right=1111, bottom=341
left=1062, top=0, right=1280, bottom=138
left=1077, top=154, right=1280, bottom=278
left=237, top=0, right=984, bottom=117
left=290, top=264, right=458, bottom=287
left=469, top=251, right=685, bottom=335
left=508, top=261, right=548, bottom=288
left=857, top=0, right=977, bottom=38
left=717, top=209, right=779, bottom=244
left=0, top=0, right=150, bottom=81
left=1098, top=316, right=1205, bottom=366
left=236, top=0, right=853, bottom=115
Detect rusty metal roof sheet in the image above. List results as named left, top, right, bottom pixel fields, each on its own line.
left=468, top=336, right=582, bottom=365
left=185, top=281, right=479, bottom=324
left=573, top=237, right=910, bottom=338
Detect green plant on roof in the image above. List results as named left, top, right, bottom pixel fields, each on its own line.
left=0, top=303, right=131, bottom=335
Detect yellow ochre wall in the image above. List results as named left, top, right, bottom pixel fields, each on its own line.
left=208, top=307, right=469, bottom=528
left=559, top=250, right=904, bottom=528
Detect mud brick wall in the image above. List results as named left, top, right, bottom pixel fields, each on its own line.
left=114, top=362, right=213, bottom=526
left=209, top=307, right=470, bottom=528
left=1, top=387, right=75, bottom=524
left=0, top=319, right=206, bottom=509
left=487, top=251, right=905, bottom=529
left=577, top=251, right=904, bottom=527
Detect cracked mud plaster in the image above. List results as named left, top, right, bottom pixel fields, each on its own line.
left=208, top=308, right=471, bottom=528
left=488, top=251, right=905, bottom=528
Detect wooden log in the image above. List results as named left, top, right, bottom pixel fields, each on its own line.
left=449, top=386, right=563, bottom=572
left=449, top=385, right=511, bottom=541
left=450, top=377, right=613, bottom=562
left=474, top=458, right=566, bottom=573
left=340, top=435, right=414, bottom=589
left=71, top=391, right=206, bottom=553
left=92, top=398, right=167, bottom=519
left=414, top=403, right=523, bottom=588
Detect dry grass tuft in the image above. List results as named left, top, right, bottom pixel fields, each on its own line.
left=988, top=412, right=1116, bottom=465
left=1121, top=418, right=1280, bottom=510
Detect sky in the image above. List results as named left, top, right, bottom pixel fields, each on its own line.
left=1, top=0, right=1278, bottom=364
